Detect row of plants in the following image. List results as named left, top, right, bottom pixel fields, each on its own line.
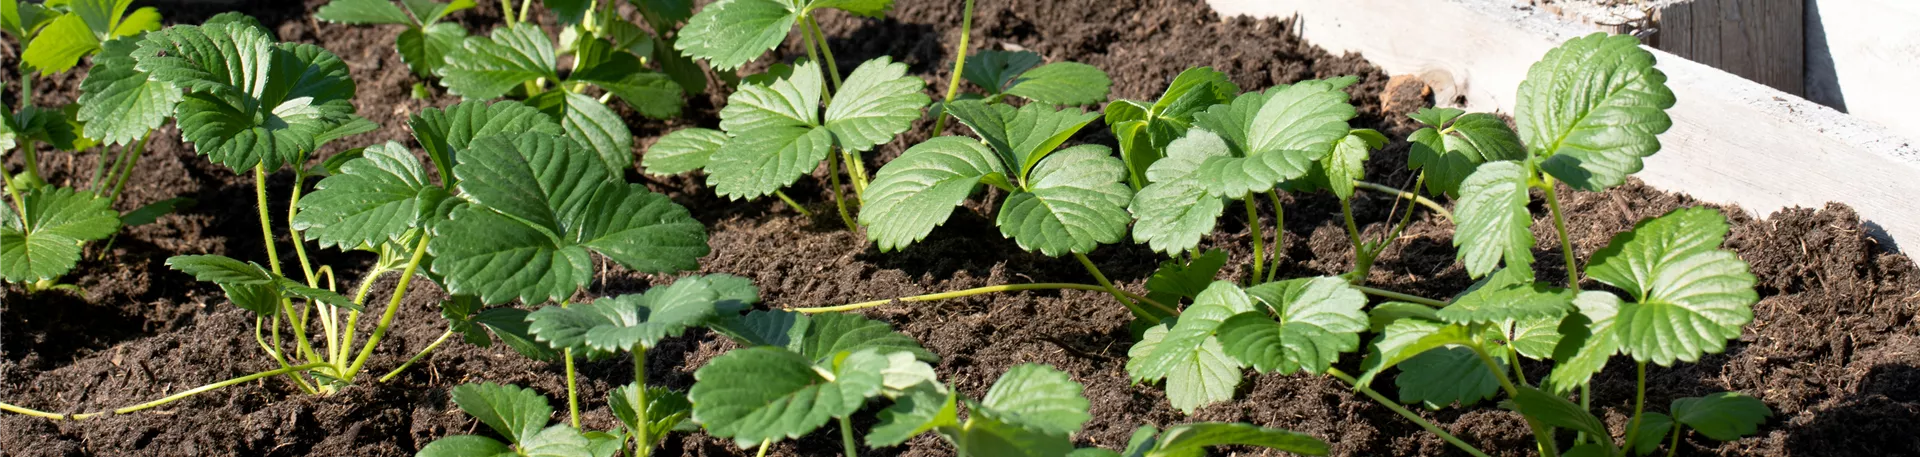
left=0, top=0, right=1774, bottom=456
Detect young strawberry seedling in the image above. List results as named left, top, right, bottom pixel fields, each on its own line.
left=314, top=0, right=474, bottom=83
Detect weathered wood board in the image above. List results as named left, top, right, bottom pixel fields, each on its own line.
left=1656, top=0, right=1805, bottom=97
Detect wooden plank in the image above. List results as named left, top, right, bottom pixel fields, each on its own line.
left=1208, top=0, right=1920, bottom=250
left=1655, top=0, right=1805, bottom=96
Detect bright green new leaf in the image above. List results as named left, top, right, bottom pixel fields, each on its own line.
left=166, top=254, right=273, bottom=285
left=689, top=346, right=889, bottom=447
left=1407, top=113, right=1525, bottom=198
left=430, top=133, right=708, bottom=305
left=1672, top=392, right=1771, bottom=441
left=610, top=384, right=694, bottom=447
left=1436, top=267, right=1573, bottom=325
left=77, top=37, right=181, bottom=147
left=1321, top=128, right=1385, bottom=200
left=516, top=425, right=595, bottom=457
left=439, top=23, right=559, bottom=100
left=1, top=187, right=122, bottom=283
left=135, top=23, right=360, bottom=172
left=1245, top=77, right=1357, bottom=157
left=1367, top=301, right=1439, bottom=333
left=1631, top=412, right=1673, bottom=456
left=1545, top=291, right=1623, bottom=394
left=397, top=22, right=468, bottom=78
left=995, top=145, right=1132, bottom=256
left=675, top=0, right=797, bottom=71
left=1586, top=207, right=1756, bottom=366
left=21, top=15, right=93, bottom=74
left=407, top=100, right=564, bottom=186
left=293, top=142, right=449, bottom=249
left=1142, top=422, right=1330, bottom=457
left=1215, top=276, right=1368, bottom=374
left=1521, top=33, right=1676, bottom=191
left=525, top=90, right=636, bottom=173
left=869, top=385, right=958, bottom=447
left=451, top=382, right=554, bottom=444
left=860, top=137, right=1008, bottom=252
left=1127, top=130, right=1229, bottom=255
left=945, top=100, right=1101, bottom=184
left=315, top=0, right=412, bottom=24
left=641, top=128, right=728, bottom=176
left=1396, top=346, right=1502, bottom=409
left=981, top=364, right=1089, bottom=436
left=1001, top=62, right=1111, bottom=107
left=1127, top=281, right=1254, bottom=413
left=1107, top=66, right=1237, bottom=188
left=1452, top=160, right=1535, bottom=279
left=526, top=275, right=729, bottom=353
left=708, top=59, right=913, bottom=199
left=823, top=57, right=928, bottom=152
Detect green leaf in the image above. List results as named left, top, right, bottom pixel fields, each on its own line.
left=418, top=435, right=514, bottom=457
left=1367, top=301, right=1439, bottom=333
left=1127, top=281, right=1254, bottom=413
left=568, top=49, right=685, bottom=119
left=860, top=137, right=1007, bottom=252
left=675, top=0, right=797, bottom=71
left=823, top=57, right=927, bottom=153
left=1004, top=62, right=1111, bottom=107
left=544, top=0, right=592, bottom=24
left=1631, top=412, right=1673, bottom=456
left=806, top=0, right=893, bottom=17
left=1144, top=249, right=1227, bottom=307
left=517, top=424, right=595, bottom=457
left=797, top=312, right=935, bottom=363
left=1395, top=346, right=1501, bottom=409
left=407, top=100, right=564, bottom=186
left=1354, top=318, right=1475, bottom=387
left=869, top=385, right=957, bottom=447
left=166, top=254, right=273, bottom=285
left=1671, top=392, right=1771, bottom=441
left=1436, top=267, right=1573, bottom=325
left=610, top=384, right=693, bottom=448
left=451, top=382, right=554, bottom=444
left=294, top=142, right=448, bottom=249
left=1127, top=130, right=1229, bottom=255
left=527, top=276, right=725, bottom=353
left=707, top=60, right=830, bottom=199
left=397, top=21, right=468, bottom=78
left=1508, top=314, right=1564, bottom=360
left=962, top=50, right=1041, bottom=94
left=955, top=402, right=1077, bottom=457
left=2, top=187, right=122, bottom=283
left=631, top=0, right=694, bottom=24
left=996, top=145, right=1132, bottom=256
left=1545, top=291, right=1623, bottom=394
left=1408, top=107, right=1465, bottom=128
left=946, top=100, right=1101, bottom=184
left=1245, top=77, right=1356, bottom=158
left=1144, top=422, right=1330, bottom=457
left=525, top=90, right=636, bottom=173
left=1215, top=276, right=1368, bottom=374
left=1452, top=161, right=1535, bottom=279
left=137, top=23, right=360, bottom=172
left=3, top=0, right=55, bottom=42
left=689, top=346, right=888, bottom=447
left=981, top=364, right=1089, bottom=435
left=1522, top=33, right=1676, bottom=191
left=1321, top=129, right=1383, bottom=200
left=430, top=133, right=707, bottom=305
left=316, top=0, right=413, bottom=24
left=405, top=0, right=477, bottom=25
left=119, top=197, right=191, bottom=227
left=276, top=277, right=362, bottom=311
left=641, top=128, right=727, bottom=176
left=1563, top=444, right=1610, bottom=457
left=77, top=37, right=181, bottom=147
left=22, top=14, right=97, bottom=74
left=1511, top=386, right=1610, bottom=445
left=1407, top=113, right=1526, bottom=198
left=439, top=23, right=559, bottom=100
left=1586, top=207, right=1756, bottom=365
left=475, top=307, right=560, bottom=360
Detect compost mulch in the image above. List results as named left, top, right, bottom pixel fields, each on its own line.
left=2, top=0, right=1915, bottom=455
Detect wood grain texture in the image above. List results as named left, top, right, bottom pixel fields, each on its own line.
left=1657, top=0, right=1805, bottom=96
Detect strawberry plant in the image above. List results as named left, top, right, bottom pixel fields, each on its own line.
left=1104, top=67, right=1239, bottom=189
left=641, top=58, right=926, bottom=229
left=923, top=49, right=1112, bottom=136
left=314, top=0, right=474, bottom=84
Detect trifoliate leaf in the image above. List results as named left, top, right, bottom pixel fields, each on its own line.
left=1, top=187, right=122, bottom=283
left=137, top=23, right=360, bottom=172
left=439, top=23, right=559, bottom=100
left=1437, top=267, right=1572, bottom=325
left=407, top=100, right=564, bottom=185
left=1192, top=147, right=1319, bottom=199
left=1510, top=386, right=1610, bottom=444
left=1215, top=276, right=1368, bottom=374
left=1631, top=412, right=1673, bottom=456
left=689, top=346, right=888, bottom=447
left=707, top=61, right=830, bottom=199
left=1396, top=346, right=1501, bottom=409
left=981, top=364, right=1089, bottom=436
left=525, top=90, right=636, bottom=173
left=1408, top=107, right=1465, bottom=128
left=1671, top=392, right=1771, bottom=441
left=1003, top=62, right=1111, bottom=107
left=294, top=142, right=449, bottom=249
left=945, top=100, right=1101, bottom=184
left=996, top=145, right=1132, bottom=256
left=641, top=128, right=727, bottom=176
left=1127, top=281, right=1255, bottom=413
left=1322, top=129, right=1384, bottom=200
left=397, top=21, right=467, bottom=78
left=1453, top=160, right=1535, bottom=279
left=1247, top=77, right=1357, bottom=157
left=567, top=49, right=684, bottom=119
left=869, top=384, right=958, bottom=447
left=962, top=50, right=1041, bottom=94
left=417, top=435, right=513, bottom=457
left=430, top=133, right=707, bottom=305
left=1586, top=207, right=1756, bottom=366
left=1144, top=249, right=1228, bottom=306
left=1523, top=33, right=1676, bottom=191
left=610, top=384, right=693, bottom=447
left=860, top=136, right=1008, bottom=252
left=676, top=0, right=797, bottom=71
left=1127, top=130, right=1229, bottom=255
left=316, top=0, right=413, bottom=24
left=527, top=276, right=725, bottom=353
left=77, top=37, right=180, bottom=147
left=1407, top=113, right=1525, bottom=198
left=823, top=57, right=927, bottom=153
left=1143, top=422, right=1330, bottom=457
left=797, top=312, right=935, bottom=363
left=1354, top=318, right=1475, bottom=387
left=1545, top=291, right=1622, bottom=394
left=451, top=382, right=554, bottom=444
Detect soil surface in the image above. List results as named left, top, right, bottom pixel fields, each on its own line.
left=3, top=0, right=1917, bottom=456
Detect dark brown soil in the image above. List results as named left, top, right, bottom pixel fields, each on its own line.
left=3, top=0, right=1916, bottom=456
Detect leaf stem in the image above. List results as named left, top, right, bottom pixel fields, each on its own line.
left=1341, top=197, right=1374, bottom=285
left=105, top=132, right=151, bottom=207
left=342, top=234, right=432, bottom=380
left=755, top=440, right=773, bottom=457
left=804, top=16, right=844, bottom=91
left=1366, top=174, right=1426, bottom=264
left=1326, top=367, right=1493, bottom=457
left=377, top=329, right=454, bottom=383
left=1354, top=180, right=1452, bottom=222
left=789, top=282, right=1170, bottom=316
left=1075, top=252, right=1172, bottom=323
left=1352, top=285, right=1448, bottom=308
left=839, top=149, right=866, bottom=201
left=1471, top=342, right=1561, bottom=457
left=1266, top=192, right=1284, bottom=284
left=1244, top=195, right=1266, bottom=284
left=825, top=147, right=858, bottom=230
left=1624, top=361, right=1648, bottom=449
left=633, top=347, right=651, bottom=457
left=3, top=161, right=30, bottom=230
left=337, top=267, right=389, bottom=366
left=1541, top=176, right=1580, bottom=292
left=500, top=0, right=516, bottom=25
left=0, top=401, right=70, bottom=420
left=86, top=362, right=333, bottom=419
left=1665, top=424, right=1681, bottom=457
left=253, top=165, right=284, bottom=276
left=797, top=15, right=834, bottom=101
left=772, top=189, right=816, bottom=217
left=839, top=415, right=857, bottom=457
left=565, top=348, right=581, bottom=427
left=930, top=0, right=975, bottom=138
left=255, top=316, right=318, bottom=394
